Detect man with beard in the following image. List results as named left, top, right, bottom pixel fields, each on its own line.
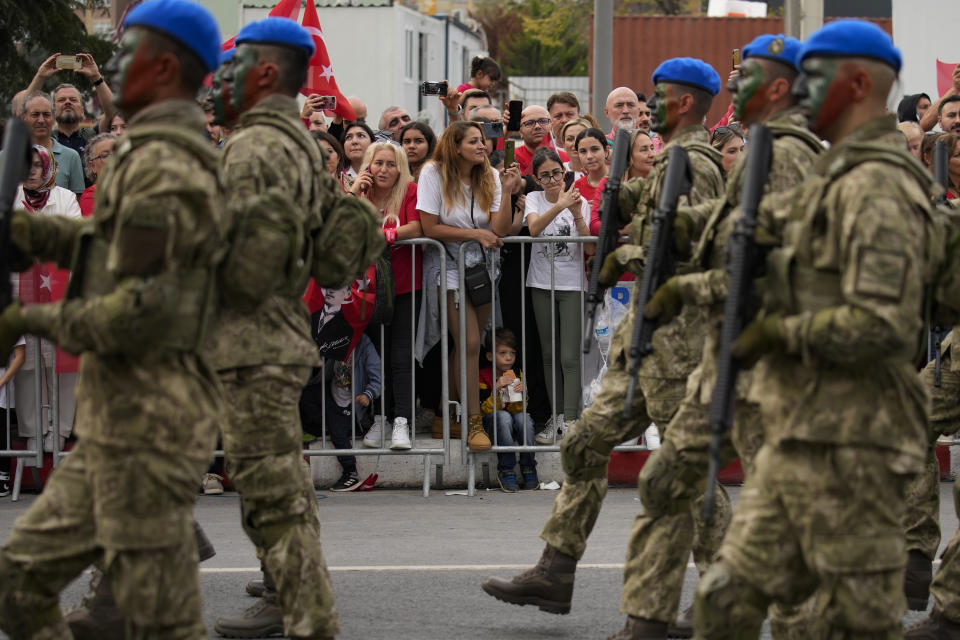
left=939, top=95, right=960, bottom=134
left=480, top=57, right=725, bottom=625
left=514, top=104, right=553, bottom=176
left=15, top=92, right=85, bottom=194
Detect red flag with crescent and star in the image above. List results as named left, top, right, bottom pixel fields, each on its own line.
left=300, top=0, right=356, bottom=122
left=18, top=262, right=78, bottom=373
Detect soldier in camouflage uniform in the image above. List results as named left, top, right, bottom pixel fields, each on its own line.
left=208, top=18, right=383, bottom=640
left=481, top=57, right=725, bottom=618
left=604, top=35, right=822, bottom=640
left=692, top=20, right=945, bottom=639
left=0, top=1, right=228, bottom=638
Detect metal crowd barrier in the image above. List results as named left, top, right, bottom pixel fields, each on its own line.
left=20, top=235, right=657, bottom=501
left=456, top=236, right=653, bottom=496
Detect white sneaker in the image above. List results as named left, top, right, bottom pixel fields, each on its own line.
left=535, top=414, right=564, bottom=445
left=201, top=473, right=224, bottom=495
left=363, top=416, right=389, bottom=448
left=390, top=417, right=412, bottom=450
left=562, top=419, right=576, bottom=440
left=643, top=423, right=661, bottom=450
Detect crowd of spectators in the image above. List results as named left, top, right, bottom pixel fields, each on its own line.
left=6, top=47, right=960, bottom=494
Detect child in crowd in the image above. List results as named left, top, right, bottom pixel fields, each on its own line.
left=0, top=338, right=26, bottom=498
left=479, top=329, right=538, bottom=493
left=300, top=332, right=382, bottom=492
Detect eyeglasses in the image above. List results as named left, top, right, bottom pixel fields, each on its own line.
left=536, top=169, right=564, bottom=183
left=521, top=118, right=552, bottom=129
left=92, top=152, right=112, bottom=162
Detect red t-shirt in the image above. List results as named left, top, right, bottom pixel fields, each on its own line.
left=79, top=184, right=97, bottom=218
left=384, top=182, right=422, bottom=295
left=514, top=144, right=536, bottom=176
left=587, top=176, right=634, bottom=282
left=457, top=82, right=475, bottom=93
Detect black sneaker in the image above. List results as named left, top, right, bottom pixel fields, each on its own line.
left=0, top=473, right=10, bottom=498
left=330, top=472, right=361, bottom=492
left=520, top=467, right=539, bottom=491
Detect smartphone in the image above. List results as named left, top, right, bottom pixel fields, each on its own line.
left=315, top=95, right=337, bottom=111
left=56, top=55, right=81, bottom=70
left=732, top=48, right=741, bottom=69
left=504, top=139, right=516, bottom=168
left=507, top=100, right=523, bottom=131
left=420, top=81, right=449, bottom=96
left=480, top=121, right=504, bottom=139
left=563, top=171, right=576, bottom=190
left=359, top=168, right=372, bottom=194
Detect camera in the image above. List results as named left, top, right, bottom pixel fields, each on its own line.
left=420, top=81, right=449, bottom=96
left=480, top=121, right=504, bottom=139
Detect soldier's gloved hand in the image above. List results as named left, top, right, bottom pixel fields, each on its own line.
left=598, top=245, right=645, bottom=288
left=0, top=302, right=26, bottom=364
left=644, top=276, right=684, bottom=324
left=618, top=178, right=645, bottom=217
left=731, top=312, right=784, bottom=366
left=674, top=210, right=694, bottom=257
left=10, top=210, right=36, bottom=271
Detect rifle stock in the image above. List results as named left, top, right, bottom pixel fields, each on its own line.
left=583, top=128, right=632, bottom=353
left=703, top=124, right=773, bottom=523
left=931, top=139, right=950, bottom=387
left=0, top=119, right=32, bottom=310
left=622, top=145, right=692, bottom=419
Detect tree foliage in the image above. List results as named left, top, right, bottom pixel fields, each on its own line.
left=0, top=0, right=116, bottom=116
left=473, top=0, right=592, bottom=77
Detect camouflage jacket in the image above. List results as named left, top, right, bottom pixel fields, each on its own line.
left=204, top=93, right=325, bottom=370
left=19, top=99, right=227, bottom=454
left=748, top=115, right=941, bottom=461
left=670, top=108, right=822, bottom=402
left=622, top=124, right=726, bottom=380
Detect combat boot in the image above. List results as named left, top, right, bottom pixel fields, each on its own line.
left=906, top=549, right=933, bottom=610
left=480, top=544, right=576, bottom=614
left=214, top=595, right=284, bottom=638
left=666, top=604, right=693, bottom=638
left=604, top=615, right=668, bottom=640
left=904, top=608, right=960, bottom=640
left=65, top=569, right=124, bottom=640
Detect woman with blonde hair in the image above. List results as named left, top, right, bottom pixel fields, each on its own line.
left=418, top=121, right=521, bottom=450
left=348, top=141, right=423, bottom=449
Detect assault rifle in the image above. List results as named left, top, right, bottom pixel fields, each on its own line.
left=703, top=124, right=773, bottom=523
left=930, top=139, right=950, bottom=387
left=583, top=128, right=632, bottom=354
left=622, top=145, right=691, bottom=418
left=0, top=119, right=32, bottom=309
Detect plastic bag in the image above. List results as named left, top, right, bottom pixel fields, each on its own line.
left=582, top=291, right=629, bottom=408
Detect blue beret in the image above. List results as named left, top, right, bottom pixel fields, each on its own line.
left=799, top=19, right=901, bottom=72
left=235, top=17, right=316, bottom=58
left=219, top=49, right=235, bottom=66
left=652, top=58, right=722, bottom=96
left=124, top=0, right=221, bottom=73
left=742, top=34, right=803, bottom=71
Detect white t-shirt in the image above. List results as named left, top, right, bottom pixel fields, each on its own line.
left=523, top=190, right=588, bottom=291
left=416, top=162, right=502, bottom=288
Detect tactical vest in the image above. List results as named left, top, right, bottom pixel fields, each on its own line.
left=67, top=124, right=222, bottom=352
left=766, top=143, right=941, bottom=320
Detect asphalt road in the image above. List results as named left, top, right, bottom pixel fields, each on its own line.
left=0, top=483, right=956, bottom=639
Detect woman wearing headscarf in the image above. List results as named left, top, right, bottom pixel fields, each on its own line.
left=13, top=145, right=82, bottom=454
left=898, top=92, right=932, bottom=123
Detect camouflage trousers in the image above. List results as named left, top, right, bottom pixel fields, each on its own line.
left=540, top=305, right=692, bottom=559
left=219, top=364, right=339, bottom=638
left=932, top=481, right=960, bottom=619
left=0, top=441, right=211, bottom=640
left=693, top=442, right=912, bottom=640
left=620, top=382, right=762, bottom=622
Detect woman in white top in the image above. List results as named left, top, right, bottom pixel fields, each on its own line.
left=14, top=145, right=81, bottom=454
left=524, top=148, right=593, bottom=441
left=418, top=121, right=521, bottom=450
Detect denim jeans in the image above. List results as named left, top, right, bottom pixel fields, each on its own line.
left=483, top=410, right=537, bottom=472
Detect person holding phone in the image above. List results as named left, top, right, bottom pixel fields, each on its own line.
left=418, top=121, right=521, bottom=451
left=523, top=148, right=593, bottom=444
left=514, top=104, right=553, bottom=176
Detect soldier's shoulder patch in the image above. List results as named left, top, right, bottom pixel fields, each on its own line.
left=854, top=246, right=909, bottom=300
left=224, top=160, right=258, bottom=199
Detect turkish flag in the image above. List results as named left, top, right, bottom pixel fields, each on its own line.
left=300, top=0, right=356, bottom=122
left=222, top=0, right=301, bottom=51
left=938, top=60, right=959, bottom=98
left=18, top=263, right=79, bottom=373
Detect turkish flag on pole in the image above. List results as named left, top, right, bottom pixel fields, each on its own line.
left=221, top=0, right=302, bottom=51
left=300, top=0, right=356, bottom=122
left=18, top=263, right=79, bottom=373
left=937, top=60, right=959, bottom=98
